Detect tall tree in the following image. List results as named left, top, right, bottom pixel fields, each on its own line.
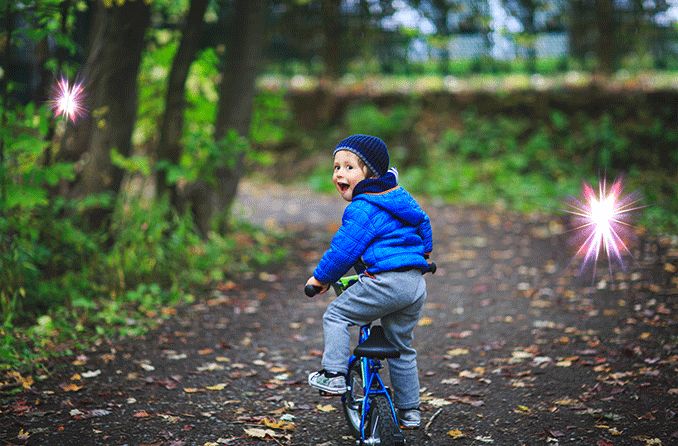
left=594, top=0, right=615, bottom=74
left=61, top=0, right=150, bottom=226
left=156, top=0, right=209, bottom=207
left=408, top=1, right=491, bottom=74
left=0, top=0, right=14, bottom=208
left=321, top=0, right=342, bottom=80
left=188, top=0, right=268, bottom=236
left=567, top=0, right=590, bottom=64
left=502, top=0, right=542, bottom=72
left=409, top=0, right=457, bottom=74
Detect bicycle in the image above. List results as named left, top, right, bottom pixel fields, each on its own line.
left=305, top=263, right=435, bottom=446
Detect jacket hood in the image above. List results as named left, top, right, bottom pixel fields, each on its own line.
left=353, top=173, right=426, bottom=226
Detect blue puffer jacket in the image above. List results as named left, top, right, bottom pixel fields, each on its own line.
left=313, top=172, right=433, bottom=284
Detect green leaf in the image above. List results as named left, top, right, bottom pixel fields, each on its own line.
left=74, top=192, right=114, bottom=212
left=42, top=163, right=76, bottom=185
left=5, top=184, right=48, bottom=210
left=7, top=134, right=49, bottom=156
left=110, top=148, right=152, bottom=176
left=72, top=297, right=97, bottom=310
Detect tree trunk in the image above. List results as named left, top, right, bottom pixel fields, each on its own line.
left=0, top=1, right=14, bottom=208
left=190, top=0, right=267, bottom=236
left=43, top=0, right=72, bottom=166
left=156, top=0, right=209, bottom=208
left=62, top=0, right=150, bottom=227
left=595, top=0, right=615, bottom=74
left=321, top=0, right=342, bottom=80
left=568, top=0, right=589, bottom=64
left=524, top=5, right=537, bottom=73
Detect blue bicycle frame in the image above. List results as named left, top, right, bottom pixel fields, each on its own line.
left=345, top=324, right=400, bottom=442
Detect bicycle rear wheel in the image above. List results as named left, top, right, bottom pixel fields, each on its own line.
left=342, top=361, right=365, bottom=438
left=343, top=361, right=404, bottom=445
left=366, top=394, right=403, bottom=445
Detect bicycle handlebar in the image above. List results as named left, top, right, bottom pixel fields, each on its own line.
left=305, top=284, right=323, bottom=297
left=304, top=262, right=436, bottom=297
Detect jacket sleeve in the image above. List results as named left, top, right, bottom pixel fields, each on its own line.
left=418, top=212, right=433, bottom=255
left=313, top=203, right=376, bottom=284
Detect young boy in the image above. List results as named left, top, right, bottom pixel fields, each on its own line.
left=306, top=134, right=433, bottom=428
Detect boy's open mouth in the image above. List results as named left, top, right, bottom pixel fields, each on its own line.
left=338, top=182, right=350, bottom=192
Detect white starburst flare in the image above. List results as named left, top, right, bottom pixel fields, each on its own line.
left=565, top=177, right=644, bottom=276
left=49, top=77, right=86, bottom=123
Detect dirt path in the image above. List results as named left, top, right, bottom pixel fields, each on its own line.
left=1, top=181, right=676, bottom=446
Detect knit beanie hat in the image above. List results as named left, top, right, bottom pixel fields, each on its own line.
left=333, top=134, right=389, bottom=177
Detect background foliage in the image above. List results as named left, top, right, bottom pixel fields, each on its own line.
left=0, top=0, right=676, bottom=371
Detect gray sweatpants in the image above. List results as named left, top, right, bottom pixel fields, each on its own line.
left=321, top=270, right=427, bottom=409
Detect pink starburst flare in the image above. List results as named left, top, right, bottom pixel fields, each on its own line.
left=565, top=177, right=643, bottom=276
left=49, top=77, right=86, bottom=122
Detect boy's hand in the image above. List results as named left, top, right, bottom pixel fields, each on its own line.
left=306, top=276, right=329, bottom=295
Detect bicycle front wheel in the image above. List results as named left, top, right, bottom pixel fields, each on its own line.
left=342, top=360, right=365, bottom=438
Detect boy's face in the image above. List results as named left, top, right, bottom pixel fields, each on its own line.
left=333, top=150, right=369, bottom=202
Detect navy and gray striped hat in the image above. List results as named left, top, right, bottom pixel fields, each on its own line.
left=333, top=134, right=389, bottom=177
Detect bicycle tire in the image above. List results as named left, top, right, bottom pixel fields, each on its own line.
left=366, top=394, right=401, bottom=445
left=342, top=361, right=365, bottom=438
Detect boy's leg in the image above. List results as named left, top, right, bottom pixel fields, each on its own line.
left=321, top=274, right=407, bottom=374
left=381, top=271, right=427, bottom=410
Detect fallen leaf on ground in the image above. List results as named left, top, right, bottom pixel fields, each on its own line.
left=514, top=405, right=531, bottom=414
left=631, top=437, right=662, bottom=446
left=17, top=428, right=30, bottom=440
left=447, top=348, right=470, bottom=356
left=427, top=397, right=453, bottom=407
left=205, top=383, right=228, bottom=391
left=554, top=398, right=578, bottom=406
left=59, top=383, right=82, bottom=392
left=418, top=317, right=433, bottom=326
left=8, top=371, right=33, bottom=390
left=262, top=417, right=296, bottom=431
left=81, top=369, right=101, bottom=378
left=183, top=388, right=201, bottom=393
left=72, top=355, right=88, bottom=366
left=441, top=378, right=460, bottom=385
left=244, top=427, right=285, bottom=439
left=448, top=429, right=465, bottom=439
left=316, top=404, right=336, bottom=412
left=448, top=395, right=483, bottom=407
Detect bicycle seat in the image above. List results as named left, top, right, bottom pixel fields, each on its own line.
left=353, top=326, right=400, bottom=359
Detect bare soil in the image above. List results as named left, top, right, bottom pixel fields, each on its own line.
left=1, top=181, right=676, bottom=446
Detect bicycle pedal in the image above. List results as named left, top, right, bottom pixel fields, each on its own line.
left=318, top=390, right=342, bottom=397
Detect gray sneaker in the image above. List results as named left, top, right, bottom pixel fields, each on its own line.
left=308, top=370, right=347, bottom=394
left=398, top=408, right=421, bottom=429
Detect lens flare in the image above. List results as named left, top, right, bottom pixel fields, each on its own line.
left=50, top=77, right=86, bottom=122
left=565, top=177, right=643, bottom=276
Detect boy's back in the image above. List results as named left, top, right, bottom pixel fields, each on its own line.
left=314, top=178, right=432, bottom=284
left=306, top=134, right=432, bottom=429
